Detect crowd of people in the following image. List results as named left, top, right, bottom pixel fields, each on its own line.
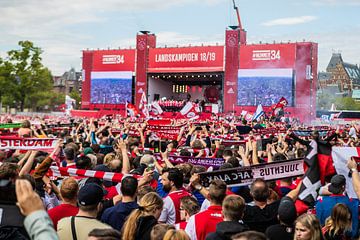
left=91, top=79, right=132, bottom=104
left=0, top=114, right=360, bottom=240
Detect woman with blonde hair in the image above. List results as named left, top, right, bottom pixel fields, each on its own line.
left=121, top=192, right=163, bottom=240
left=163, top=229, right=190, bottom=240
left=322, top=203, right=352, bottom=240
left=18, top=120, right=32, bottom=137
left=294, top=214, right=324, bottom=240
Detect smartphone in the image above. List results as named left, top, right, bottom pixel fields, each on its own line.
left=352, top=156, right=360, bottom=172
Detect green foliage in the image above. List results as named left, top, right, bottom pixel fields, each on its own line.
left=0, top=41, right=54, bottom=111
left=334, top=97, right=360, bottom=110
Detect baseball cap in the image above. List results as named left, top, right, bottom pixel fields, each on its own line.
left=278, top=197, right=297, bottom=226
left=78, top=183, right=105, bottom=206
left=328, top=174, right=346, bottom=194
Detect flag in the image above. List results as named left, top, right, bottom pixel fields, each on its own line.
left=252, top=104, right=265, bottom=121
left=65, top=95, right=76, bottom=115
left=297, top=140, right=321, bottom=208
left=139, top=92, right=147, bottom=110
left=139, top=92, right=149, bottom=118
left=179, top=102, right=199, bottom=119
left=125, top=101, right=139, bottom=117
left=330, top=103, right=336, bottom=111
left=271, top=97, right=288, bottom=117
left=318, top=144, right=336, bottom=185
left=331, top=147, right=360, bottom=199
left=149, top=101, right=163, bottom=116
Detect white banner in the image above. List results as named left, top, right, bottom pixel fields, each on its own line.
left=0, top=137, right=59, bottom=150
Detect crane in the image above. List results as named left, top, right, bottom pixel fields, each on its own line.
left=232, top=0, right=243, bottom=30
left=230, top=0, right=247, bottom=45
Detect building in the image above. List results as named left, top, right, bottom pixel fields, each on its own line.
left=53, top=68, right=82, bottom=95
left=318, top=53, right=360, bottom=94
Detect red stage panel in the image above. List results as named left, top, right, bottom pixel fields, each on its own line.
left=232, top=42, right=317, bottom=122
left=148, top=46, right=224, bottom=72
left=239, top=43, right=296, bottom=68
left=92, top=49, right=136, bottom=71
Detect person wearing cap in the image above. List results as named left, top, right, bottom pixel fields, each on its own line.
left=57, top=183, right=112, bottom=240
left=265, top=196, right=297, bottom=240
left=315, top=174, right=359, bottom=238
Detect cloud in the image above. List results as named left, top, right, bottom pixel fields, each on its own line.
left=0, top=0, right=225, bottom=74
left=109, top=31, right=223, bottom=49
left=262, top=16, right=318, bottom=26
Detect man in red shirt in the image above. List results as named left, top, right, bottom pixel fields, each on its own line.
left=48, top=177, right=79, bottom=229
left=159, top=168, right=191, bottom=225
left=185, top=179, right=226, bottom=240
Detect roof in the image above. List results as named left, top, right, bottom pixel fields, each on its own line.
left=343, top=62, right=360, bottom=80
left=326, top=53, right=343, bottom=71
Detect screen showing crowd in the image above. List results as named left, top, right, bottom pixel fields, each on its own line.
left=90, top=71, right=132, bottom=104
left=237, top=68, right=294, bottom=106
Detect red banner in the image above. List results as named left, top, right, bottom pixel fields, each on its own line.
left=92, top=50, right=136, bottom=71
left=239, top=43, right=296, bottom=69
left=148, top=46, right=224, bottom=72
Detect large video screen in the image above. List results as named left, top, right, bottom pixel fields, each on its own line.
left=237, top=68, right=294, bottom=106
left=90, top=71, right=132, bottom=104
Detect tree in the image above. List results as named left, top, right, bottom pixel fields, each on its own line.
left=0, top=58, right=17, bottom=113
left=335, top=97, right=360, bottom=110
left=5, top=41, right=53, bottom=111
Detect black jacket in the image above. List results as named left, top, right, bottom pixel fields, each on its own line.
left=205, top=221, right=249, bottom=240
left=135, top=215, right=158, bottom=240
left=0, top=183, right=29, bottom=240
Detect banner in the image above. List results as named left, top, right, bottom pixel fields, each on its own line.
left=156, top=154, right=225, bottom=169
left=0, top=137, right=59, bottom=150
left=48, top=166, right=140, bottom=182
left=0, top=123, right=22, bottom=129
left=92, top=49, right=136, bottom=71
left=147, top=125, right=182, bottom=131
left=148, top=46, right=224, bottom=72
left=292, top=130, right=330, bottom=137
left=199, top=158, right=304, bottom=187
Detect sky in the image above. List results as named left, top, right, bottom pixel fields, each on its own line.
left=0, top=0, right=359, bottom=75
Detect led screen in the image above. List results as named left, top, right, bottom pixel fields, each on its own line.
left=237, top=68, right=294, bottom=106
left=90, top=71, right=132, bottom=104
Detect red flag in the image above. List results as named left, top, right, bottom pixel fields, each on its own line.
left=179, top=102, right=200, bottom=119
left=126, top=101, right=139, bottom=117
left=271, top=97, right=288, bottom=117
